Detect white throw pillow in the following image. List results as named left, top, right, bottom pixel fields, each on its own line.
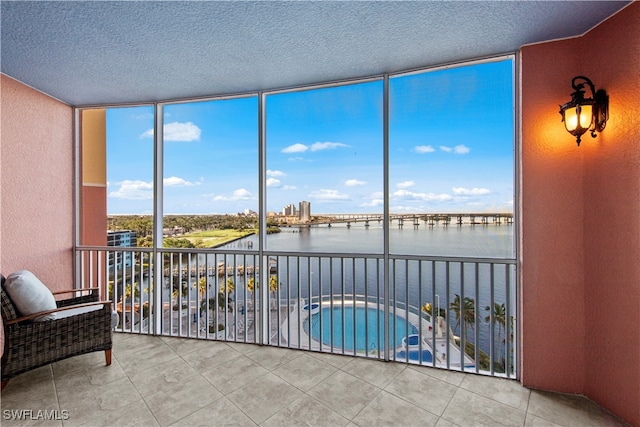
left=4, top=270, right=57, bottom=320
left=47, top=304, right=103, bottom=320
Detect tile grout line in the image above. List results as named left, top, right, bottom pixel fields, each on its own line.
left=456, top=378, right=532, bottom=415
left=385, top=365, right=461, bottom=419
left=164, top=341, right=238, bottom=426
left=345, top=386, right=387, bottom=424
left=51, top=365, right=65, bottom=427
left=112, top=350, right=164, bottom=427
left=522, top=386, right=532, bottom=426
left=437, top=383, right=462, bottom=426
left=261, top=352, right=378, bottom=425
left=201, top=343, right=301, bottom=426
left=177, top=343, right=260, bottom=427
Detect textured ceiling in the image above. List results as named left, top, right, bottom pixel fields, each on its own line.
left=0, top=1, right=630, bottom=106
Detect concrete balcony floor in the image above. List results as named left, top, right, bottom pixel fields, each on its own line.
left=1, top=333, right=628, bottom=427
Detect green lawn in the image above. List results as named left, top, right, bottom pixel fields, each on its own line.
left=183, top=229, right=255, bottom=248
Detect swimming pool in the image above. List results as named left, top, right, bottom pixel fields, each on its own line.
left=303, top=304, right=418, bottom=352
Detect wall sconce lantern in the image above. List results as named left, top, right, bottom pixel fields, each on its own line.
left=559, top=76, right=608, bottom=146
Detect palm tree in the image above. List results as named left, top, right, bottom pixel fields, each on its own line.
left=421, top=302, right=432, bottom=315
left=450, top=294, right=476, bottom=340
left=220, top=277, right=235, bottom=294
left=246, top=277, right=256, bottom=296
left=269, top=275, right=279, bottom=311
left=484, top=302, right=506, bottom=355
left=197, top=277, right=207, bottom=298
left=200, top=297, right=217, bottom=316
left=421, top=302, right=446, bottom=318
left=269, top=275, right=279, bottom=294
left=217, top=278, right=235, bottom=312
left=171, top=280, right=189, bottom=309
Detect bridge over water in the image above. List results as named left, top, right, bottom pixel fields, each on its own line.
left=304, top=213, right=513, bottom=227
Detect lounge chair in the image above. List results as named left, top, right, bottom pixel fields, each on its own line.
left=1, top=271, right=113, bottom=388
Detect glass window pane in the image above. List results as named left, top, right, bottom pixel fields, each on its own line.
left=389, top=59, right=514, bottom=258
left=265, top=81, right=383, bottom=253
left=102, top=106, right=155, bottom=247
left=163, top=97, right=258, bottom=249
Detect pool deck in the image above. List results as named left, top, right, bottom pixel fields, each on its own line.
left=280, top=299, right=475, bottom=370
left=151, top=298, right=474, bottom=371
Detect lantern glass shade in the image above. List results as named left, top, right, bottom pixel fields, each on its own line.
left=559, top=76, right=608, bottom=146
left=563, top=104, right=593, bottom=134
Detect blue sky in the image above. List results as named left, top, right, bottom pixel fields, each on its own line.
left=106, top=59, right=513, bottom=215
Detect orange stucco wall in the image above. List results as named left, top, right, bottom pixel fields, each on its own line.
left=521, top=36, right=587, bottom=392
left=521, top=3, right=640, bottom=425
left=80, top=109, right=107, bottom=247
left=0, top=75, right=74, bottom=290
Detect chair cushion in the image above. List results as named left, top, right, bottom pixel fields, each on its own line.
left=4, top=270, right=57, bottom=321
left=1, top=285, right=18, bottom=321
left=46, top=304, right=104, bottom=320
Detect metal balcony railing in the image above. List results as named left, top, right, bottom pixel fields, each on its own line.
left=76, top=246, right=517, bottom=378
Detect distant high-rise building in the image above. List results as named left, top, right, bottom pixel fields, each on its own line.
left=107, top=230, right=137, bottom=269
left=283, top=203, right=297, bottom=216
left=299, top=200, right=311, bottom=222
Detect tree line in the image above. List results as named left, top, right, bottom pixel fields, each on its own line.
left=422, top=297, right=512, bottom=373
left=108, top=214, right=260, bottom=237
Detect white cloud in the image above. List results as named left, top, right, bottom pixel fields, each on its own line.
left=111, top=176, right=200, bottom=199
left=282, top=185, right=297, bottom=190
left=266, top=178, right=281, bottom=187
left=465, top=202, right=485, bottom=207
left=310, top=141, right=349, bottom=151
left=454, top=144, right=470, bottom=154
left=390, top=205, right=422, bottom=212
left=282, top=141, right=349, bottom=154
left=396, top=181, right=415, bottom=189
left=140, top=129, right=154, bottom=139
left=360, top=198, right=383, bottom=208
left=282, top=143, right=308, bottom=153
left=358, top=192, right=384, bottom=208
left=414, top=145, right=435, bottom=154
left=232, top=189, right=254, bottom=199
left=393, top=189, right=453, bottom=202
left=109, top=180, right=153, bottom=200
left=140, top=121, right=201, bottom=142
left=163, top=176, right=200, bottom=187
left=440, top=144, right=470, bottom=154
left=452, top=187, right=491, bottom=196
left=267, top=170, right=286, bottom=177
left=213, top=188, right=255, bottom=201
left=309, top=189, right=349, bottom=201
left=345, top=179, right=366, bottom=187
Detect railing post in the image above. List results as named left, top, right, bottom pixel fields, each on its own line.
left=258, top=91, right=269, bottom=345
left=383, top=73, right=390, bottom=361
left=153, top=103, right=164, bottom=336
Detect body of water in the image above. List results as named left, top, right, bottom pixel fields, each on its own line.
left=222, top=222, right=514, bottom=258
left=184, top=223, right=515, bottom=360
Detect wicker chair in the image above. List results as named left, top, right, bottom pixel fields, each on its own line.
left=1, top=274, right=113, bottom=388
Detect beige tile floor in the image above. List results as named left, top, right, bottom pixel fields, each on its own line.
left=0, top=333, right=629, bottom=427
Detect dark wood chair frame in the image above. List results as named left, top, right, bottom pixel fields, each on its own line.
left=1, top=274, right=113, bottom=390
